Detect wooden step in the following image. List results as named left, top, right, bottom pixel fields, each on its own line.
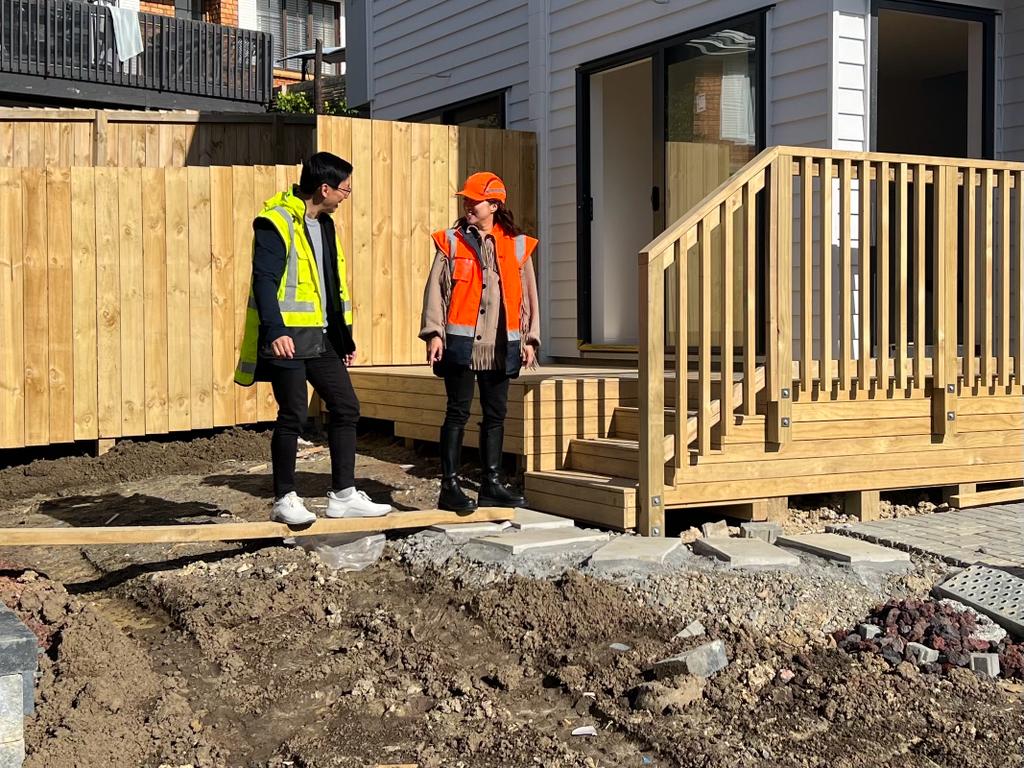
left=565, top=436, right=676, bottom=481
left=524, top=469, right=637, bottom=530
left=611, top=407, right=691, bottom=441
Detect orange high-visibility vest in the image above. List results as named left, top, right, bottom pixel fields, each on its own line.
left=430, top=224, right=537, bottom=374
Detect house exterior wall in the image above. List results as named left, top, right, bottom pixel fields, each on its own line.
left=353, top=0, right=1016, bottom=359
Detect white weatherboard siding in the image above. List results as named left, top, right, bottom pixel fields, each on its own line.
left=365, top=0, right=532, bottom=127
left=544, top=0, right=832, bottom=357
left=238, top=0, right=258, bottom=31
left=1003, top=1, right=1024, bottom=160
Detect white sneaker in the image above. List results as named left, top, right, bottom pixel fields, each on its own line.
left=326, top=489, right=392, bottom=518
left=271, top=492, right=317, bottom=525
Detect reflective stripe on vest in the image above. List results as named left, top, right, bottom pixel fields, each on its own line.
left=273, top=205, right=318, bottom=314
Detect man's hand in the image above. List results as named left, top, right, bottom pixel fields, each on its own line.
left=521, top=344, right=537, bottom=369
left=270, top=334, right=295, bottom=359
left=426, top=336, right=444, bottom=364
left=343, top=351, right=356, bottom=367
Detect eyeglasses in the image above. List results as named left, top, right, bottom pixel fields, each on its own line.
left=335, top=185, right=352, bottom=196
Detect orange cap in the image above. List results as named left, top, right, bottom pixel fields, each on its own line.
left=455, top=171, right=507, bottom=203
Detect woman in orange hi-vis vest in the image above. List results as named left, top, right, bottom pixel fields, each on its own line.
left=420, top=172, right=541, bottom=512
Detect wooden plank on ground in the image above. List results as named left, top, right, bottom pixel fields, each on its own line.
left=142, top=168, right=169, bottom=435
left=47, top=168, right=74, bottom=444
left=165, top=167, right=192, bottom=431
left=119, top=167, right=146, bottom=436
left=95, top=166, right=122, bottom=438
left=21, top=168, right=48, bottom=445
left=0, top=508, right=513, bottom=547
left=948, top=483, right=1024, bottom=509
left=210, top=166, right=236, bottom=426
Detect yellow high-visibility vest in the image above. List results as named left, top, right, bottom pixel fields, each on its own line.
left=234, top=187, right=352, bottom=386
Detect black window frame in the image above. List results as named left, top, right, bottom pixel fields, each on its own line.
left=575, top=7, right=769, bottom=347
left=869, top=0, right=996, bottom=159
left=404, top=89, right=507, bottom=129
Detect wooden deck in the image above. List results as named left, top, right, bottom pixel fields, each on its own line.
left=351, top=361, right=1021, bottom=534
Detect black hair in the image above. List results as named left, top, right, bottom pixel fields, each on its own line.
left=454, top=201, right=523, bottom=236
left=298, top=152, right=353, bottom=195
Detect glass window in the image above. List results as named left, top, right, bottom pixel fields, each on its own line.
left=258, top=0, right=340, bottom=73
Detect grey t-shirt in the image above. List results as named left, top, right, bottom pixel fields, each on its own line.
left=304, top=215, right=328, bottom=328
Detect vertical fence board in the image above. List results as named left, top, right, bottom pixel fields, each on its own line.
left=165, top=167, right=192, bottom=431
left=820, top=158, right=833, bottom=391
left=351, top=120, right=374, bottom=366
left=371, top=120, right=393, bottom=365
left=1000, top=169, right=1012, bottom=387
left=982, top=168, right=994, bottom=386
left=410, top=122, right=432, bottom=363
left=95, top=166, right=122, bottom=437
left=839, top=159, right=852, bottom=390
left=231, top=165, right=258, bottom=425
left=913, top=164, right=927, bottom=391
left=47, top=167, right=75, bottom=443
left=390, top=121, right=412, bottom=365
left=210, top=166, right=236, bottom=426
left=0, top=169, right=25, bottom=447
left=71, top=167, right=98, bottom=440
left=142, top=167, right=169, bottom=435
left=118, top=167, right=146, bottom=436
left=857, top=159, right=871, bottom=387
left=22, top=168, right=49, bottom=445
left=876, top=161, right=890, bottom=389
left=188, top=167, right=214, bottom=428
left=252, top=165, right=279, bottom=422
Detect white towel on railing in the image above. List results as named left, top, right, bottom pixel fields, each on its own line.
left=107, top=6, right=144, bottom=62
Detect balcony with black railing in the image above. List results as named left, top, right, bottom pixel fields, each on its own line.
left=0, top=0, right=273, bottom=109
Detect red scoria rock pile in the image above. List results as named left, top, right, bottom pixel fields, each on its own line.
left=834, top=598, right=1024, bottom=679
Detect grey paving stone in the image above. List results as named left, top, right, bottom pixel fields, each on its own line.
left=589, top=536, right=680, bottom=566
left=933, top=565, right=1024, bottom=637
left=0, top=609, right=36, bottom=676
left=509, top=508, right=576, bottom=530
left=701, top=520, right=729, bottom=538
left=0, top=740, right=24, bottom=768
left=428, top=521, right=511, bottom=535
left=906, top=642, right=939, bottom=665
left=471, top=527, right=608, bottom=555
left=740, top=522, right=782, bottom=544
left=692, top=537, right=800, bottom=568
left=653, top=640, right=728, bottom=678
left=673, top=620, right=706, bottom=640
left=0, top=674, right=22, bottom=745
left=778, top=533, right=910, bottom=563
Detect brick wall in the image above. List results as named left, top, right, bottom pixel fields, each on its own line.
left=138, top=0, right=239, bottom=27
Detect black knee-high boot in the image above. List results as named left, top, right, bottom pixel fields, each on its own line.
left=478, top=424, right=526, bottom=508
left=438, top=424, right=476, bottom=513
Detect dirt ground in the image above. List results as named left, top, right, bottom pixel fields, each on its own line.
left=0, top=428, right=1021, bottom=768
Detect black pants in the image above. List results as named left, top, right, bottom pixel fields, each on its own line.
left=269, top=337, right=360, bottom=499
left=442, top=367, right=510, bottom=431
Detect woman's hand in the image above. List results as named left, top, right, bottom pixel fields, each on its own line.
left=426, top=336, right=444, bottom=364
left=271, top=335, right=295, bottom=359
left=521, top=344, right=536, bottom=369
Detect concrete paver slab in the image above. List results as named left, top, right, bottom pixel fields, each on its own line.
left=429, top=521, right=511, bottom=535
left=589, top=536, right=680, bottom=565
left=776, top=533, right=910, bottom=564
left=472, top=527, right=609, bottom=555
left=933, top=565, right=1024, bottom=637
left=510, top=508, right=576, bottom=530
left=692, top=537, right=800, bottom=568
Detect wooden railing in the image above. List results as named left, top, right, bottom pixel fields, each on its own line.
left=0, top=0, right=273, bottom=104
left=638, top=146, right=1024, bottom=535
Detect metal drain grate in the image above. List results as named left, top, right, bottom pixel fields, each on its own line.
left=933, top=565, right=1024, bottom=637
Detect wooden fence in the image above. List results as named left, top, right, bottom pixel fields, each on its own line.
left=0, top=115, right=538, bottom=449
left=0, top=109, right=316, bottom=167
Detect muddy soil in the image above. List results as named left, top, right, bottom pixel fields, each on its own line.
left=0, top=430, right=1021, bottom=767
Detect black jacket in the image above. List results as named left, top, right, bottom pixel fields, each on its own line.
left=250, top=211, right=355, bottom=379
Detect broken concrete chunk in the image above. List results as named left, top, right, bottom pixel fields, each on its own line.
left=906, top=642, right=939, bottom=665
left=571, top=725, right=598, bottom=737
left=700, top=520, right=729, bottom=538
left=969, top=653, right=1001, bottom=678
left=609, top=643, right=631, bottom=653
left=858, top=623, right=882, bottom=640
left=653, top=639, right=728, bottom=679
left=673, top=620, right=706, bottom=641
left=740, top=521, right=782, bottom=544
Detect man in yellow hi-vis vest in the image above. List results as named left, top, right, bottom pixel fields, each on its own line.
left=235, top=152, right=391, bottom=524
